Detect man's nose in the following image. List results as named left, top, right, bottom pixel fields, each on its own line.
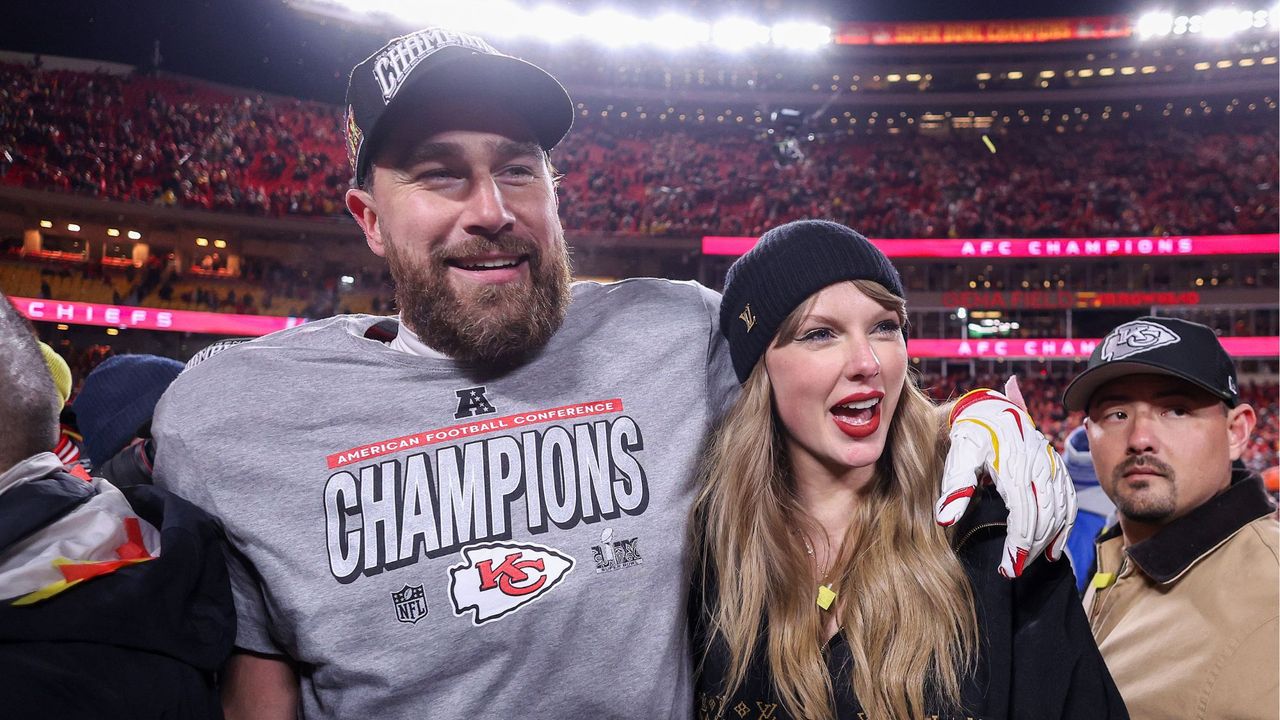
left=461, top=178, right=516, bottom=238
left=1125, top=411, right=1159, bottom=455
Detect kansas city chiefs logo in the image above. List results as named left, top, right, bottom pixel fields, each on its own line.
left=448, top=542, right=574, bottom=625
left=1100, top=320, right=1181, bottom=361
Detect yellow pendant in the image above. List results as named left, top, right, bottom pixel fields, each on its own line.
left=816, top=583, right=837, bottom=610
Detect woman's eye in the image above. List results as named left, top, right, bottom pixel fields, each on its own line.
left=799, top=328, right=834, bottom=342
left=873, top=319, right=902, bottom=335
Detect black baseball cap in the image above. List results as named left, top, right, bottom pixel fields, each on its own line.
left=1063, top=316, right=1239, bottom=412
left=344, top=27, right=574, bottom=188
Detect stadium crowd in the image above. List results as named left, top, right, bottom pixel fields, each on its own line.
left=2, top=61, right=1278, bottom=239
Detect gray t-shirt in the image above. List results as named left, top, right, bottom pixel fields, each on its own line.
left=153, top=278, right=737, bottom=719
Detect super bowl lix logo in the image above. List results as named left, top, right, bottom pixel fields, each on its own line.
left=448, top=542, right=574, bottom=625
left=591, top=528, right=642, bottom=573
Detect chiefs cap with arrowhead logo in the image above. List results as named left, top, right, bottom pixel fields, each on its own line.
left=1063, top=316, right=1239, bottom=412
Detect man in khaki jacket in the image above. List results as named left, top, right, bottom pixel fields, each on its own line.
left=1064, top=316, right=1279, bottom=719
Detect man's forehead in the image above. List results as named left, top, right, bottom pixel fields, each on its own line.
left=1090, top=373, right=1214, bottom=405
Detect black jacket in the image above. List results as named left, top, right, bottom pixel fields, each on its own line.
left=692, top=486, right=1129, bottom=720
left=0, top=473, right=235, bottom=719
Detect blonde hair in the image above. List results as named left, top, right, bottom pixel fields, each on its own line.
left=694, top=279, right=976, bottom=720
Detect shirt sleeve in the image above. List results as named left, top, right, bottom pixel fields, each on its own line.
left=152, top=375, right=286, bottom=657
left=697, top=283, right=739, bottom=423
left=1011, top=548, right=1130, bottom=719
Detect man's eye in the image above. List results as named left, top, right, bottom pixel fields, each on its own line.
left=416, top=169, right=458, bottom=182
left=501, top=165, right=538, bottom=181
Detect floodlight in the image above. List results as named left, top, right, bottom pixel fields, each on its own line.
left=481, top=1, right=531, bottom=38
left=67, top=223, right=80, bottom=232
left=525, top=6, right=586, bottom=43
left=127, top=230, right=142, bottom=240
left=39, top=219, right=52, bottom=228
left=1136, top=12, right=1174, bottom=37
left=649, top=14, right=710, bottom=49
left=1201, top=8, right=1251, bottom=37
left=213, top=239, right=227, bottom=248
left=585, top=9, right=645, bottom=47
left=107, top=228, right=121, bottom=237
left=712, top=18, right=770, bottom=52
left=771, top=21, right=830, bottom=50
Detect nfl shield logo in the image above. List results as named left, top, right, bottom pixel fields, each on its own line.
left=391, top=584, right=428, bottom=625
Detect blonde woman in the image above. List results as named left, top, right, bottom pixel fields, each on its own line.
left=693, top=220, right=1126, bottom=720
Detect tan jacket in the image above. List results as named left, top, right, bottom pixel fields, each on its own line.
left=1083, top=472, right=1279, bottom=720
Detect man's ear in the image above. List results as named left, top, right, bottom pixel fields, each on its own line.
left=1226, top=403, right=1257, bottom=461
left=345, top=187, right=386, bottom=258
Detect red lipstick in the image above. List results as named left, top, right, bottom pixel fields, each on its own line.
left=831, top=391, right=883, bottom=439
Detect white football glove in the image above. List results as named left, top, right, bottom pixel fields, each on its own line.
left=935, top=376, right=1076, bottom=578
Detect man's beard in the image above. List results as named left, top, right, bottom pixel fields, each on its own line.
left=1108, top=454, right=1178, bottom=523
left=384, top=229, right=572, bottom=369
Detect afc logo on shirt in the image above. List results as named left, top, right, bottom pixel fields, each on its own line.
left=454, top=386, right=496, bottom=419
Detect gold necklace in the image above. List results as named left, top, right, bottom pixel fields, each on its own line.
left=801, top=535, right=838, bottom=611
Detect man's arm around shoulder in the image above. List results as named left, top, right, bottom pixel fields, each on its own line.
left=222, top=650, right=300, bottom=720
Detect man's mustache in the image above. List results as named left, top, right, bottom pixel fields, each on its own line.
left=1114, top=454, right=1175, bottom=480
left=433, top=234, right=541, bottom=264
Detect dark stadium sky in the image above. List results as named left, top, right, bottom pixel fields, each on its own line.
left=12, top=0, right=1176, bottom=102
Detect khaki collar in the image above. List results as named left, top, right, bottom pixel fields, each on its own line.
left=1098, top=467, right=1276, bottom=584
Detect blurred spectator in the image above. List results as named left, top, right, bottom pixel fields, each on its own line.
left=0, top=292, right=234, bottom=717
left=73, top=354, right=184, bottom=486
left=37, top=340, right=89, bottom=477
left=1061, top=425, right=1116, bottom=592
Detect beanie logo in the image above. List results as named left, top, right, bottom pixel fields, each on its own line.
left=739, top=304, right=757, bottom=333
left=1100, top=320, right=1181, bottom=361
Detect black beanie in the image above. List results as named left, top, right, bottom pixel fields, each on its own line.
left=719, top=220, right=905, bottom=384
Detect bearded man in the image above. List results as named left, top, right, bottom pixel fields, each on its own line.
left=153, top=27, right=1077, bottom=720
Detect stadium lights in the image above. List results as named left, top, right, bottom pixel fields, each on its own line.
left=650, top=14, right=710, bottom=49
left=107, top=228, right=121, bottom=237
left=214, top=239, right=227, bottom=248
left=712, top=18, right=771, bottom=51
left=1136, top=6, right=1273, bottom=39
left=39, top=219, right=52, bottom=228
left=770, top=21, right=831, bottom=51
left=66, top=223, right=80, bottom=232
left=196, top=237, right=209, bottom=247
left=127, top=230, right=142, bottom=240
left=524, top=6, right=586, bottom=43
left=1137, top=11, right=1175, bottom=36
left=322, top=1, right=830, bottom=51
